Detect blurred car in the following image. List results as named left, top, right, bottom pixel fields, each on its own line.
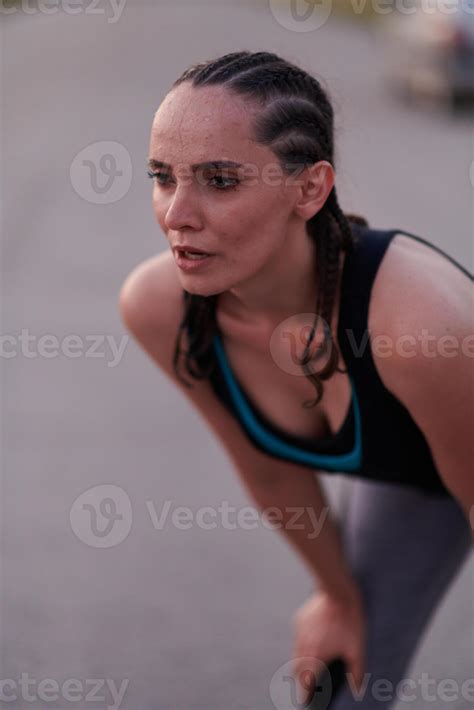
left=377, top=0, right=474, bottom=109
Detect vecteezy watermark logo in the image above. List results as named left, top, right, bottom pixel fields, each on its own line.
left=0, top=0, right=127, bottom=24
left=269, top=663, right=474, bottom=708
left=268, top=313, right=474, bottom=376
left=0, top=673, right=129, bottom=710
left=269, top=0, right=333, bottom=32
left=0, top=329, right=129, bottom=367
left=268, top=0, right=473, bottom=25
left=269, top=657, right=331, bottom=709
left=70, top=141, right=132, bottom=204
left=69, top=491, right=331, bottom=544
left=269, top=313, right=331, bottom=377
left=70, top=484, right=132, bottom=548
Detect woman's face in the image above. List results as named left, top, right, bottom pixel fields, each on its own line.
left=148, top=83, right=304, bottom=297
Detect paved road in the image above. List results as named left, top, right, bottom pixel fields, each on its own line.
left=2, top=2, right=472, bottom=709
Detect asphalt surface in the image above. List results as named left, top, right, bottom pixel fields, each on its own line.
left=1, top=2, right=473, bottom=709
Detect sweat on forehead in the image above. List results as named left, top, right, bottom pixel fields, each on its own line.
left=149, top=90, right=276, bottom=173
left=151, top=84, right=261, bottom=148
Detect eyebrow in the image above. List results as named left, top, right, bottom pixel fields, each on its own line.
left=147, top=158, right=243, bottom=172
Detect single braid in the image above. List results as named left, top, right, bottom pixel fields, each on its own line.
left=167, top=51, right=368, bottom=407
left=298, top=203, right=344, bottom=407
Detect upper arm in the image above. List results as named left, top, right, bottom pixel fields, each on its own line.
left=118, top=253, right=317, bottom=487
left=369, top=238, right=474, bottom=517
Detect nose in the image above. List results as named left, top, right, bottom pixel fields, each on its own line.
left=162, top=183, right=203, bottom=233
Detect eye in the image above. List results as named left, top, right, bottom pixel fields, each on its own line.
left=147, top=170, right=172, bottom=186
left=146, top=170, right=239, bottom=191
left=208, top=174, right=239, bottom=191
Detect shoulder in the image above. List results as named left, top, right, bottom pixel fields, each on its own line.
left=118, top=250, right=305, bottom=486
left=366, top=232, right=473, bottom=517
left=118, top=249, right=184, bottom=340
left=367, top=231, right=472, bottom=397
left=369, top=232, right=470, bottom=331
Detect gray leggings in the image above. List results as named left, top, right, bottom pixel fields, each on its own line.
left=309, top=477, right=472, bottom=710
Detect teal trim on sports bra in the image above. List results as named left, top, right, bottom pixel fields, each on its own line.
left=212, top=332, right=363, bottom=472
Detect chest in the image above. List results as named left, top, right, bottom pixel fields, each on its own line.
left=214, top=310, right=353, bottom=440
left=212, top=233, right=421, bottom=442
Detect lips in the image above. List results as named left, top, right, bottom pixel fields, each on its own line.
left=174, top=250, right=215, bottom=271
left=174, top=246, right=212, bottom=256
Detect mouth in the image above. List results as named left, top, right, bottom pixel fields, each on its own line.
left=174, top=247, right=214, bottom=261
left=173, top=248, right=216, bottom=270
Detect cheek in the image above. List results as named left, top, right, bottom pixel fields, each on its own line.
left=228, top=198, right=287, bottom=248
left=224, top=188, right=282, bottom=230
left=219, top=218, right=283, bottom=270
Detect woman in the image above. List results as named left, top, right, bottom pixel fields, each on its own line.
left=119, top=51, right=473, bottom=708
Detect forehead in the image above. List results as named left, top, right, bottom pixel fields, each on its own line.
left=149, top=83, right=267, bottom=165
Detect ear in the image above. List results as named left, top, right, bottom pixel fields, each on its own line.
left=293, top=160, right=335, bottom=221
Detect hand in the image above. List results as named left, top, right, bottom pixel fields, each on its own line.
left=291, top=588, right=367, bottom=705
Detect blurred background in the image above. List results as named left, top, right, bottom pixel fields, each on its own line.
left=1, top=1, right=473, bottom=708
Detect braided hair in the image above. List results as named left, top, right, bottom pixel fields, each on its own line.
left=169, top=51, right=368, bottom=408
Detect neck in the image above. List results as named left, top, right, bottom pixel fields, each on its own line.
left=217, top=224, right=344, bottom=336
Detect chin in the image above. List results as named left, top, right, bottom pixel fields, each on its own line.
left=180, top=280, right=224, bottom=299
